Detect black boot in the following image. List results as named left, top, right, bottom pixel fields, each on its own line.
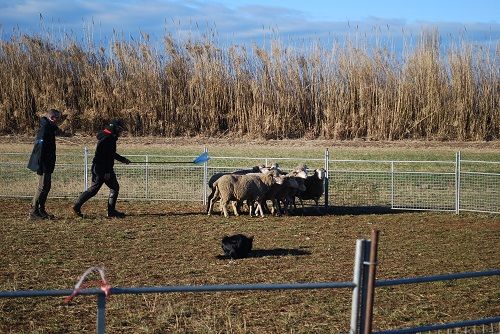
left=107, top=200, right=125, bottom=218
left=72, top=204, right=84, bottom=217
left=107, top=208, right=125, bottom=218
left=107, top=189, right=124, bottom=218
left=39, top=208, right=54, bottom=219
left=73, top=190, right=94, bottom=218
left=30, top=208, right=46, bottom=220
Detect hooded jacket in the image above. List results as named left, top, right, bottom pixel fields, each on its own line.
left=27, top=117, right=58, bottom=174
left=92, top=129, right=128, bottom=174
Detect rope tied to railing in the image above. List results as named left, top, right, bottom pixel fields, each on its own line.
left=64, top=266, right=111, bottom=303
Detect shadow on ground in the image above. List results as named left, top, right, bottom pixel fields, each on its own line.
left=294, top=205, right=410, bottom=216
left=119, top=205, right=409, bottom=218
left=216, top=247, right=311, bottom=260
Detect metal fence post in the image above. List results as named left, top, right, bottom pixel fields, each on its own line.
left=96, top=293, right=106, bottom=334
left=324, top=148, right=330, bottom=209
left=358, top=239, right=372, bottom=334
left=203, top=147, right=208, bottom=205
left=364, top=229, right=380, bottom=334
left=390, top=161, right=394, bottom=209
left=350, top=239, right=365, bottom=334
left=455, top=151, right=461, bottom=214
left=145, top=155, right=149, bottom=199
left=84, top=147, right=89, bottom=191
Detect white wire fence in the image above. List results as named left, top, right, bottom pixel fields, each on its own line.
left=0, top=149, right=498, bottom=214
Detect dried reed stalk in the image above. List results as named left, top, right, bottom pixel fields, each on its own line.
left=0, top=28, right=497, bottom=140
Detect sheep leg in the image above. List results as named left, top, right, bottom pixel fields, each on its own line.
left=314, top=199, right=322, bottom=214
left=231, top=201, right=239, bottom=216
left=276, top=198, right=284, bottom=215
left=271, top=198, right=281, bottom=216
left=207, top=199, right=214, bottom=216
left=247, top=200, right=254, bottom=217
left=207, top=188, right=218, bottom=215
left=206, top=188, right=215, bottom=213
left=220, top=199, right=230, bottom=218
left=284, top=196, right=292, bottom=215
left=292, top=195, right=298, bottom=212
left=255, top=202, right=264, bottom=217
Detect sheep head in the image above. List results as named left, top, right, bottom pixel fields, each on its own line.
left=316, top=168, right=326, bottom=180
left=288, top=169, right=307, bottom=179
left=260, top=172, right=282, bottom=185
left=273, top=173, right=285, bottom=185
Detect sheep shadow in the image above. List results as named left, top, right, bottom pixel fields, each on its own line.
left=129, top=211, right=203, bottom=217
left=293, top=205, right=408, bottom=216
left=329, top=205, right=412, bottom=216
left=216, top=247, right=311, bottom=260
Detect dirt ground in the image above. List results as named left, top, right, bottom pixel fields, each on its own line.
left=0, top=198, right=499, bottom=333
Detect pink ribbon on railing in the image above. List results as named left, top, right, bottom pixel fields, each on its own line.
left=65, top=266, right=111, bottom=303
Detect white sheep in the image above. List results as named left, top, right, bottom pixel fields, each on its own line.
left=208, top=172, right=282, bottom=218
left=297, top=168, right=326, bottom=213
left=263, top=173, right=303, bottom=215
left=274, top=169, right=307, bottom=215
left=206, top=165, right=262, bottom=213
left=206, top=164, right=282, bottom=214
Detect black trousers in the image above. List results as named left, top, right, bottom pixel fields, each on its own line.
left=74, top=165, right=120, bottom=212
left=32, top=172, right=52, bottom=211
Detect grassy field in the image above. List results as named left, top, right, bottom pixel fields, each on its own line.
left=2, top=136, right=500, bottom=159
left=0, top=197, right=499, bottom=334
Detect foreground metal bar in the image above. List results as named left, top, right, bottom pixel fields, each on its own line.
left=97, top=294, right=106, bottom=334
left=350, top=239, right=365, bottom=334
left=364, top=229, right=379, bottom=334
left=375, top=269, right=500, bottom=287
left=111, top=281, right=356, bottom=294
left=0, top=281, right=356, bottom=299
left=373, top=316, right=500, bottom=334
left=358, top=240, right=372, bottom=334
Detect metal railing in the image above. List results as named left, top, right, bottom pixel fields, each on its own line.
left=0, top=149, right=498, bottom=213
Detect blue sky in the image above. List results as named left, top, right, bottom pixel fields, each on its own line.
left=0, top=0, right=499, bottom=48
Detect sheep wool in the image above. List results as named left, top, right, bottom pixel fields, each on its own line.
left=208, top=172, right=277, bottom=218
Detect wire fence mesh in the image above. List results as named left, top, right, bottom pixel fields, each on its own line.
left=391, top=161, right=458, bottom=211
left=460, top=160, right=500, bottom=213
left=0, top=150, right=498, bottom=214
left=328, top=160, right=393, bottom=207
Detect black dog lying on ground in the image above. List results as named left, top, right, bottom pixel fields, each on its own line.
left=221, top=234, right=253, bottom=259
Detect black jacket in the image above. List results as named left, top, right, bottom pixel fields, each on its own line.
left=92, top=130, right=128, bottom=174
left=27, top=117, right=58, bottom=174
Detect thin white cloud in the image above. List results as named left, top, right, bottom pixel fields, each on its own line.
left=0, top=0, right=498, bottom=48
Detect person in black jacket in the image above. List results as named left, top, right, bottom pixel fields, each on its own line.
left=28, top=109, right=62, bottom=219
left=73, top=120, right=131, bottom=218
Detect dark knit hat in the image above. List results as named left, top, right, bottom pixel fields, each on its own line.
left=47, top=109, right=62, bottom=122
left=105, top=119, right=125, bottom=135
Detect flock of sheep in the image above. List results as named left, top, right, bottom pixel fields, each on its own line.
left=207, top=164, right=326, bottom=217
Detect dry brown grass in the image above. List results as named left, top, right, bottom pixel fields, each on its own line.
left=0, top=198, right=499, bottom=333
left=0, top=28, right=498, bottom=141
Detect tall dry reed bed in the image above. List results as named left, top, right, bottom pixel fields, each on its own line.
left=0, top=29, right=498, bottom=140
